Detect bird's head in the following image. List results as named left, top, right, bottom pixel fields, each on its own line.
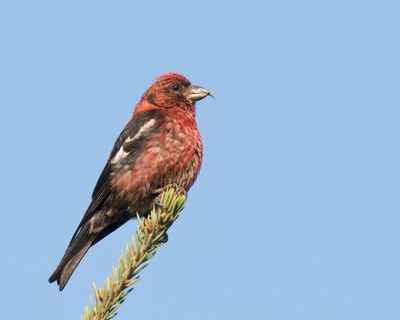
left=135, top=73, right=212, bottom=116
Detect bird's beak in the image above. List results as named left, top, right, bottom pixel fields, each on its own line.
left=186, top=85, right=214, bottom=103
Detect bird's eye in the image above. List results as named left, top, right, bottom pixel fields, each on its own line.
left=172, top=84, right=180, bottom=91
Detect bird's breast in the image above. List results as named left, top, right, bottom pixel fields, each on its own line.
left=150, top=117, right=203, bottom=190
left=112, top=115, right=203, bottom=200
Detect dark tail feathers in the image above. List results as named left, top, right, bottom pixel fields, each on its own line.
left=48, top=224, right=95, bottom=291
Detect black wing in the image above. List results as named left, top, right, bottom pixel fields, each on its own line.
left=68, top=109, right=161, bottom=245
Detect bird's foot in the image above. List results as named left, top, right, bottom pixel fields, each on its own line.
left=153, top=195, right=167, bottom=210
left=153, top=184, right=186, bottom=210
left=160, top=232, right=168, bottom=243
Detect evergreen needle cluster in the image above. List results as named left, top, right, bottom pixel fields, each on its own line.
left=81, top=189, right=186, bottom=320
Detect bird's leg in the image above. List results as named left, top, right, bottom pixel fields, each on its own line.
left=152, top=184, right=186, bottom=244
left=153, top=183, right=186, bottom=211
left=153, top=194, right=166, bottom=209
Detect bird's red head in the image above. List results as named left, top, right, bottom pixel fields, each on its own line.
left=133, top=73, right=211, bottom=116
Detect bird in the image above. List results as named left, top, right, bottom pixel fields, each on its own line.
left=49, top=73, right=212, bottom=291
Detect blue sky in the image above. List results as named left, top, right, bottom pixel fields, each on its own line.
left=1, top=1, right=399, bottom=319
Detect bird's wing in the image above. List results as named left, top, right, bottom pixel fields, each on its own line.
left=68, top=109, right=162, bottom=245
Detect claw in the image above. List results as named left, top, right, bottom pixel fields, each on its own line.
left=160, top=233, right=168, bottom=243
left=153, top=183, right=186, bottom=209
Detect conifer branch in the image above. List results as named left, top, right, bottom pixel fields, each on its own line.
left=80, top=189, right=186, bottom=320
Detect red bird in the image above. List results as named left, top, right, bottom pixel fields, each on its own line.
left=49, top=73, right=212, bottom=290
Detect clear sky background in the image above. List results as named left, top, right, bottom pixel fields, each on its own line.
left=1, top=1, right=399, bottom=319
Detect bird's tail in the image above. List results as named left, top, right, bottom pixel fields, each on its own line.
left=48, top=224, right=96, bottom=291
